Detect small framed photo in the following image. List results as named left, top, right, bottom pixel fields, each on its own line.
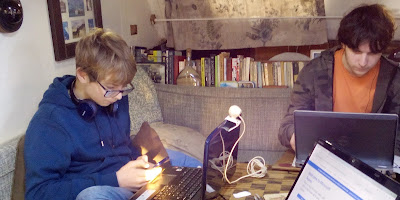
left=310, top=49, right=324, bottom=59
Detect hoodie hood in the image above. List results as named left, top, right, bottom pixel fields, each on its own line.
left=40, top=75, right=76, bottom=109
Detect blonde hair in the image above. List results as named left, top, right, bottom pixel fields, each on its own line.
left=75, top=28, right=136, bottom=85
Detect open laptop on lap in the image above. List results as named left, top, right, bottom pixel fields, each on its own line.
left=294, top=110, right=398, bottom=171
left=287, top=139, right=400, bottom=200
left=130, top=119, right=241, bottom=200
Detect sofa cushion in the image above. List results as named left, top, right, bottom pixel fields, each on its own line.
left=129, top=66, right=163, bottom=134
left=149, top=122, right=206, bottom=162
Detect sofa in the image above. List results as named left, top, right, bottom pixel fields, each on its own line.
left=0, top=65, right=291, bottom=200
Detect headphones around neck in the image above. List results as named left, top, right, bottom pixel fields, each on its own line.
left=69, top=80, right=118, bottom=121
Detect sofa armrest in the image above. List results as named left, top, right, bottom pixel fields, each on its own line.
left=155, top=84, right=291, bottom=163
left=0, top=135, right=22, bottom=200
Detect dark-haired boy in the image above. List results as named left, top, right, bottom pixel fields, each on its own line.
left=278, top=4, right=400, bottom=151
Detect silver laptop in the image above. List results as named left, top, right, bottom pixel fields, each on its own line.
left=287, top=140, right=400, bottom=200
left=294, top=110, right=398, bottom=170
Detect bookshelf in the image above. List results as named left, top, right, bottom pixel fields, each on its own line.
left=137, top=40, right=400, bottom=88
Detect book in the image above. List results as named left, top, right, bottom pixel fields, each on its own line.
left=204, top=57, right=211, bottom=87
left=226, top=57, right=232, bottom=81
left=219, top=52, right=230, bottom=82
left=215, top=54, right=219, bottom=87
left=173, top=55, right=185, bottom=84
left=273, top=62, right=280, bottom=86
left=249, top=60, right=256, bottom=84
left=242, top=57, right=252, bottom=81
left=263, top=62, right=268, bottom=87
left=232, top=58, right=239, bottom=81
left=267, top=62, right=274, bottom=86
left=201, top=57, right=205, bottom=86
left=286, top=62, right=294, bottom=88
left=210, top=54, right=216, bottom=86
left=237, top=55, right=244, bottom=81
left=257, top=61, right=262, bottom=88
left=167, top=50, right=174, bottom=84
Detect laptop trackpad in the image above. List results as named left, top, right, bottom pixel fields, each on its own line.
left=149, top=174, right=176, bottom=186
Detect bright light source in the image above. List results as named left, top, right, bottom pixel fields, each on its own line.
left=145, top=167, right=162, bottom=181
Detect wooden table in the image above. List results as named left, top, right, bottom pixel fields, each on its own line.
left=217, top=162, right=299, bottom=200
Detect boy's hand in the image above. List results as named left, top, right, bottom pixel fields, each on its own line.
left=290, top=133, right=296, bottom=151
left=116, top=155, right=153, bottom=190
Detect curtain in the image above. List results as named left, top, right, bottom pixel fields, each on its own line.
left=148, top=0, right=327, bottom=50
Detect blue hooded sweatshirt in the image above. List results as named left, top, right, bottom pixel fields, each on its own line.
left=24, top=75, right=141, bottom=200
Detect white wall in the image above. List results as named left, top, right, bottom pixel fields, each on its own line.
left=0, top=0, right=158, bottom=145
left=0, top=0, right=399, bottom=144
left=0, top=0, right=77, bottom=144
left=101, top=0, right=162, bottom=49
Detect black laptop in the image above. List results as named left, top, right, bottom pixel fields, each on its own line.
left=294, top=110, right=398, bottom=170
left=130, top=119, right=241, bottom=200
left=287, top=139, right=400, bottom=200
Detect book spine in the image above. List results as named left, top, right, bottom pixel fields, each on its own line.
left=164, top=50, right=169, bottom=84
left=205, top=58, right=211, bottom=87
left=237, top=55, right=244, bottom=81
left=173, top=55, right=178, bottom=85
left=223, top=57, right=227, bottom=81
left=263, top=63, right=268, bottom=87
left=226, top=57, right=232, bottom=81
left=167, top=50, right=174, bottom=84
left=267, top=62, right=274, bottom=86
left=231, top=58, right=238, bottom=81
left=215, top=55, right=219, bottom=87
left=201, top=57, right=205, bottom=87
left=257, top=61, right=262, bottom=88
left=173, top=55, right=185, bottom=84
left=210, top=54, right=216, bottom=87
left=219, top=54, right=224, bottom=83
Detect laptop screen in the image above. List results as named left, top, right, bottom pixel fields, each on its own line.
left=294, top=110, right=398, bottom=169
left=287, top=140, right=400, bottom=200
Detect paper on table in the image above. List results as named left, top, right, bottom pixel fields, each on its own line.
left=263, top=193, right=288, bottom=200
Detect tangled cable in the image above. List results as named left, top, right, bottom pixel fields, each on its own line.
left=209, top=116, right=268, bottom=184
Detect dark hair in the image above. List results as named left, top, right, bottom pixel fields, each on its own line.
left=337, top=4, right=395, bottom=53
left=75, top=28, right=137, bottom=86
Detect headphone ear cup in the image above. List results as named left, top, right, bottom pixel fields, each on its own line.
left=107, top=102, right=119, bottom=115
left=77, top=99, right=98, bottom=121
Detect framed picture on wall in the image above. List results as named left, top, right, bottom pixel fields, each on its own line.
left=47, top=0, right=103, bottom=61
left=310, top=49, right=324, bottom=59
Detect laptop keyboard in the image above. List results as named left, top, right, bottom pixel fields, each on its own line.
left=152, top=167, right=202, bottom=200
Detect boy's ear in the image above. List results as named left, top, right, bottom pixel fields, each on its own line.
left=76, top=67, right=91, bottom=84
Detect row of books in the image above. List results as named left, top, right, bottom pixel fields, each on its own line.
left=139, top=50, right=309, bottom=88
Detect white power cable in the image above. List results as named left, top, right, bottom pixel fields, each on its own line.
left=209, top=115, right=268, bottom=184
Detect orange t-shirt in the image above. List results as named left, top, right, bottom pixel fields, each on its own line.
left=333, top=49, right=380, bottom=113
